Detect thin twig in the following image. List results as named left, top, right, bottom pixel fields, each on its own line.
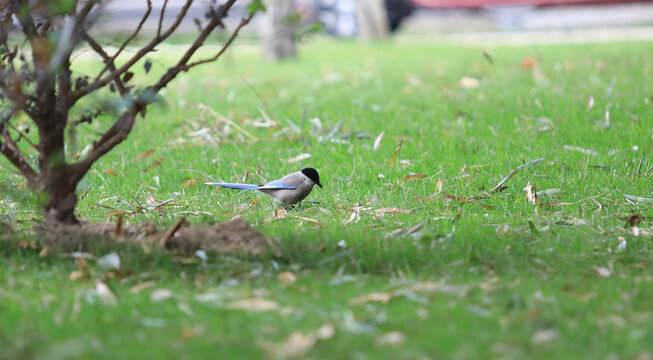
left=160, top=216, right=187, bottom=248
left=157, top=0, right=169, bottom=38
left=95, top=0, right=153, bottom=80
left=74, top=0, right=194, bottom=101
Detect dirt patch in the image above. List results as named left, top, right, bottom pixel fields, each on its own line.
left=37, top=218, right=268, bottom=256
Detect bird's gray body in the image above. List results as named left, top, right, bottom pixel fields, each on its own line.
left=206, top=168, right=322, bottom=206
left=257, top=171, right=316, bottom=205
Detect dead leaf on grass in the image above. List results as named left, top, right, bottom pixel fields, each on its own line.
left=97, top=252, right=121, bottom=271
left=150, top=288, right=174, bottom=302
left=531, top=329, right=558, bottom=344
left=129, top=281, right=156, bottom=294
left=351, top=292, right=393, bottom=305
left=387, top=140, right=403, bottom=168
left=625, top=195, right=653, bottom=204
left=375, top=207, right=412, bottom=216
left=277, top=271, right=297, bottom=285
left=376, top=331, right=405, bottom=346
left=182, top=180, right=198, bottom=188
left=536, top=188, right=560, bottom=197
left=521, top=57, right=536, bottom=69
left=94, top=280, right=118, bottom=306
left=288, top=153, right=311, bottom=163
left=145, top=158, right=164, bottom=171
left=228, top=298, right=279, bottom=312
left=563, top=145, right=598, bottom=156
left=436, top=178, right=443, bottom=192
left=275, top=208, right=288, bottom=219
left=69, top=270, right=87, bottom=281
left=593, top=266, right=611, bottom=278
left=408, top=281, right=471, bottom=298
left=296, top=216, right=323, bottom=226
left=523, top=181, right=538, bottom=205
left=404, top=173, right=426, bottom=181
left=134, top=149, right=155, bottom=160
left=373, top=131, right=385, bottom=151
left=460, top=76, right=480, bottom=89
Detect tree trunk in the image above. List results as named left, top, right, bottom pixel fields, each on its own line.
left=263, top=0, right=297, bottom=60
left=43, top=183, right=79, bottom=224
left=356, top=0, right=390, bottom=40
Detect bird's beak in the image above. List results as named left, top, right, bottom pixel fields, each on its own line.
left=317, top=182, right=323, bottom=189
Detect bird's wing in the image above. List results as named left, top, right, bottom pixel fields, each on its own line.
left=257, top=179, right=297, bottom=190
left=205, top=182, right=260, bottom=190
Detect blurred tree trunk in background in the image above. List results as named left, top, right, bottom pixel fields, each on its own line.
left=356, top=0, right=390, bottom=40
left=264, top=0, right=297, bottom=60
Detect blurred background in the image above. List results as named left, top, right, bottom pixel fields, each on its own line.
left=96, top=0, right=653, bottom=53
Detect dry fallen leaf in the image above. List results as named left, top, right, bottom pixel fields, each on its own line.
left=375, top=208, right=412, bottom=216
left=287, top=153, right=311, bottom=163
left=277, top=331, right=317, bottom=358
left=228, top=298, right=279, bottom=312
left=97, top=253, right=121, bottom=271
left=275, top=208, right=288, bottom=219
left=103, top=169, right=117, bottom=175
left=265, top=324, right=335, bottom=358
left=277, top=271, right=297, bottom=285
left=145, top=192, right=157, bottom=207
left=315, top=323, right=335, bottom=340
left=373, top=131, right=385, bottom=151
left=435, top=178, right=443, bottom=192
left=593, top=266, right=611, bottom=278
left=95, top=280, right=118, bottom=306
left=150, top=288, right=174, bottom=302
left=129, top=280, right=156, bottom=294
left=180, top=325, right=205, bottom=340
left=521, top=57, right=536, bottom=69
left=523, top=181, right=538, bottom=205
left=69, top=270, right=86, bottom=281
left=460, top=76, right=480, bottom=89
left=563, top=145, right=598, bottom=156
left=376, top=331, right=405, bottom=346
left=182, top=180, right=198, bottom=188
left=404, top=173, right=426, bottom=181
left=351, top=292, right=393, bottom=305
left=531, top=329, right=558, bottom=344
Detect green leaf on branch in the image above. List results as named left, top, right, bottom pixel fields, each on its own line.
left=52, top=0, right=76, bottom=15
left=247, top=0, right=266, bottom=15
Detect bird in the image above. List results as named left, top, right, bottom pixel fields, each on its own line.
left=206, top=167, right=322, bottom=207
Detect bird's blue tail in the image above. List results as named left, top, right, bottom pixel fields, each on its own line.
left=205, top=182, right=260, bottom=190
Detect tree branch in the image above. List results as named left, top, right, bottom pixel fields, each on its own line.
left=95, top=0, right=153, bottom=80
left=176, top=15, right=253, bottom=76
left=158, top=0, right=169, bottom=38
left=82, top=33, right=128, bottom=96
left=0, top=130, right=38, bottom=183
left=150, top=0, right=242, bottom=93
left=68, top=105, right=139, bottom=186
left=74, top=0, right=193, bottom=102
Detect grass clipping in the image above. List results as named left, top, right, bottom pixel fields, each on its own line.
left=36, top=218, right=268, bottom=256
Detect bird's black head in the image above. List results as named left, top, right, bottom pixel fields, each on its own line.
left=301, top=167, right=322, bottom=188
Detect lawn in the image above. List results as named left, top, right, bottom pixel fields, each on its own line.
left=1, top=36, right=652, bottom=359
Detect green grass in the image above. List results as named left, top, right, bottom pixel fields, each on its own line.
left=1, top=37, right=653, bottom=359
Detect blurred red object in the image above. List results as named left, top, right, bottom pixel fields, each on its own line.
left=411, top=0, right=649, bottom=8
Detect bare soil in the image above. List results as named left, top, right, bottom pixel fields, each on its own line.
left=35, top=218, right=269, bottom=256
